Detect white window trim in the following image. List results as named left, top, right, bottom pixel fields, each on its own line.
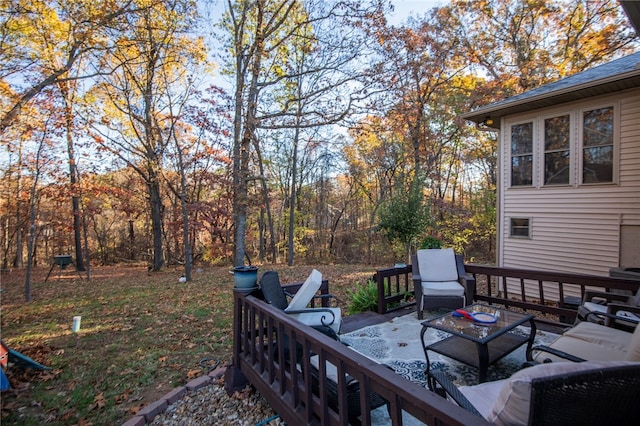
left=540, top=111, right=574, bottom=187
left=508, top=119, right=536, bottom=188
left=577, top=102, right=619, bottom=186
left=504, top=101, right=619, bottom=190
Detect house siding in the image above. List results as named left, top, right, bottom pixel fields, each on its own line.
left=499, top=88, right=640, bottom=291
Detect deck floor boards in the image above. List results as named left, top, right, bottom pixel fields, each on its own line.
left=341, top=306, right=416, bottom=334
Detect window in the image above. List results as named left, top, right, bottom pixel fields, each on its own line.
left=511, top=122, right=533, bottom=186
left=510, top=218, right=531, bottom=238
left=544, top=115, right=571, bottom=185
left=582, top=107, right=613, bottom=183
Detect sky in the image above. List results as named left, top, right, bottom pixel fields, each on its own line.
left=388, top=0, right=446, bottom=24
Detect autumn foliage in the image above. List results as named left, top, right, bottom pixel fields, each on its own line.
left=0, top=0, right=636, bottom=272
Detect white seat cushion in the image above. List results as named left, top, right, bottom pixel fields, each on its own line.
left=533, top=335, right=628, bottom=363
left=416, top=248, right=458, bottom=282
left=289, top=307, right=342, bottom=333
left=309, top=354, right=358, bottom=386
left=285, top=269, right=322, bottom=311
left=420, top=281, right=465, bottom=310
left=458, top=379, right=504, bottom=420
left=466, top=361, right=640, bottom=425
left=582, top=301, right=607, bottom=314
left=564, top=321, right=631, bottom=351
left=421, top=281, right=465, bottom=297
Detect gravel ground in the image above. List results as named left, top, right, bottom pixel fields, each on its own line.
left=149, top=378, right=286, bottom=426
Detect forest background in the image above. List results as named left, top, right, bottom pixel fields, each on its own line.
left=1, top=0, right=638, bottom=299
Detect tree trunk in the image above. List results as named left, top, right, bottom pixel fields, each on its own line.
left=287, top=125, right=300, bottom=266
left=128, top=219, right=135, bottom=260
left=254, top=142, right=277, bottom=262
left=24, top=131, right=47, bottom=301
left=148, top=175, right=164, bottom=271
left=233, top=3, right=265, bottom=267
left=175, top=133, right=192, bottom=281
left=61, top=86, right=86, bottom=272
left=231, top=19, right=247, bottom=267
left=14, top=141, right=24, bottom=268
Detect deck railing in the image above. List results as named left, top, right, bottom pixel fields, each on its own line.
left=464, top=264, right=640, bottom=326
left=227, top=265, right=639, bottom=425
left=225, top=288, right=486, bottom=426
left=375, top=265, right=415, bottom=315
left=375, top=262, right=639, bottom=325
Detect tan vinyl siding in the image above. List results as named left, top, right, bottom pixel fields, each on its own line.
left=620, top=93, right=640, bottom=191
left=503, top=214, right=619, bottom=272
left=500, top=88, right=640, bottom=289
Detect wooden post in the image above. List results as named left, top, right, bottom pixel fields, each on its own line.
left=224, top=289, right=250, bottom=394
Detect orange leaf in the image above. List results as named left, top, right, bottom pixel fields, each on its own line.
left=186, top=369, right=200, bottom=379
left=115, top=389, right=131, bottom=404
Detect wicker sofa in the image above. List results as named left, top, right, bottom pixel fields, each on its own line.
left=429, top=361, right=640, bottom=426
left=530, top=307, right=640, bottom=363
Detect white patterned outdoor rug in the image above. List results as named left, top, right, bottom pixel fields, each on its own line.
left=340, top=311, right=559, bottom=389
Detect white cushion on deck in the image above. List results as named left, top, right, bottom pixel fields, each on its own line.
left=289, top=307, right=342, bottom=334
left=420, top=281, right=465, bottom=297
left=416, top=248, right=458, bottom=282
left=461, top=361, right=640, bottom=426
left=626, top=325, right=640, bottom=361
left=309, top=355, right=357, bottom=386
left=533, top=335, right=627, bottom=363
left=458, top=379, right=504, bottom=420
left=285, top=269, right=322, bottom=311
left=564, top=321, right=631, bottom=351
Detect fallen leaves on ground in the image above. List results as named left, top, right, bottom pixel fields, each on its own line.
left=0, top=263, right=378, bottom=425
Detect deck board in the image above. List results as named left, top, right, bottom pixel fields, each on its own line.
left=341, top=306, right=416, bottom=333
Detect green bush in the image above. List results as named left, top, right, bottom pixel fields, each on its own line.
left=419, top=235, right=442, bottom=249
left=346, top=279, right=381, bottom=314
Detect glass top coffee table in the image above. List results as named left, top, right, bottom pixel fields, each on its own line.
left=420, top=304, right=536, bottom=388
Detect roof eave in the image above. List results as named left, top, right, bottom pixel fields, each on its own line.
left=461, top=70, right=640, bottom=129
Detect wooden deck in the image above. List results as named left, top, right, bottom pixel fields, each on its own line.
left=340, top=306, right=415, bottom=334
left=226, top=264, right=639, bottom=425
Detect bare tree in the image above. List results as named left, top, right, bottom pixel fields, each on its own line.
left=89, top=0, right=204, bottom=271
left=221, top=0, right=386, bottom=266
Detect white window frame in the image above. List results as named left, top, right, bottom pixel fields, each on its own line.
left=578, top=102, right=619, bottom=186
left=508, top=120, right=535, bottom=188
left=541, top=111, right=573, bottom=187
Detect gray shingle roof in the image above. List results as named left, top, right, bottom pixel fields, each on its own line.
left=462, top=51, right=640, bottom=127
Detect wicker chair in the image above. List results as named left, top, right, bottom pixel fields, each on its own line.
left=429, top=361, right=640, bottom=426
left=412, top=248, right=476, bottom=319
left=577, top=289, right=640, bottom=331
left=259, top=269, right=342, bottom=334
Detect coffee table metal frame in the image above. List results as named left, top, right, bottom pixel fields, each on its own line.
left=420, top=304, right=536, bottom=388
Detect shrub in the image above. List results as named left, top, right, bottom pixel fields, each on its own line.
left=346, top=279, right=381, bottom=314
left=419, top=235, right=442, bottom=249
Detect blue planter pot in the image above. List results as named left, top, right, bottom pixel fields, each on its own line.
left=232, top=266, right=258, bottom=289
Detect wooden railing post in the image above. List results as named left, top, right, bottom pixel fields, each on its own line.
left=224, top=289, right=250, bottom=394
left=375, top=264, right=414, bottom=314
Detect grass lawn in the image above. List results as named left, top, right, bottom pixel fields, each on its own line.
left=0, top=263, right=376, bottom=425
